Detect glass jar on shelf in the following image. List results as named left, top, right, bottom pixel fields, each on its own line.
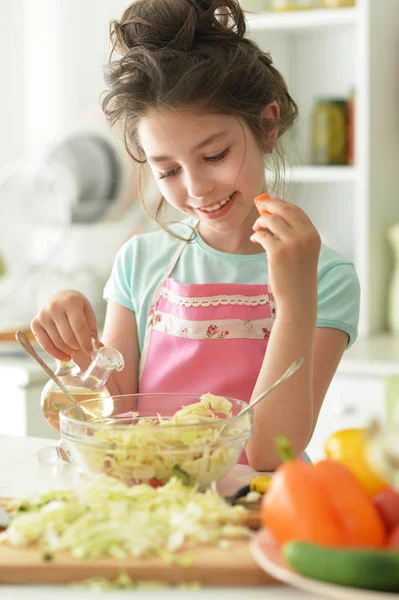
left=311, top=98, right=348, bottom=166
left=322, top=0, right=356, bottom=8
left=346, top=89, right=355, bottom=166
left=270, top=0, right=315, bottom=9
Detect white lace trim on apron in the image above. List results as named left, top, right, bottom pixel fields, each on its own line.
left=160, top=288, right=272, bottom=308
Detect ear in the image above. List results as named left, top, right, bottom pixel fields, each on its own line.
left=261, top=101, right=280, bottom=152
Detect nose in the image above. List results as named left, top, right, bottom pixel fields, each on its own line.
left=185, top=169, right=214, bottom=200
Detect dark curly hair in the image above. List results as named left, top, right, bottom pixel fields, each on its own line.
left=102, top=0, right=298, bottom=229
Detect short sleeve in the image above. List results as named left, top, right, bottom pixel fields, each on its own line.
left=316, top=262, right=360, bottom=349
left=103, top=240, right=135, bottom=313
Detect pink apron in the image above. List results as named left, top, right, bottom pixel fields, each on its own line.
left=138, top=231, right=275, bottom=465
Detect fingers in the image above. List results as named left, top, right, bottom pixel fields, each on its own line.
left=67, top=304, right=98, bottom=356
left=84, top=303, right=100, bottom=343
left=32, top=305, right=79, bottom=357
left=53, top=311, right=81, bottom=351
left=251, top=203, right=290, bottom=249
left=250, top=228, right=280, bottom=250
left=31, top=291, right=98, bottom=359
left=30, top=320, right=72, bottom=362
left=251, top=196, right=320, bottom=255
left=252, top=213, right=293, bottom=240
left=254, top=197, right=311, bottom=228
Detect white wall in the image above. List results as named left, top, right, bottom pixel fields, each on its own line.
left=0, top=0, right=132, bottom=163
left=0, top=0, right=26, bottom=165
left=0, top=1, right=150, bottom=330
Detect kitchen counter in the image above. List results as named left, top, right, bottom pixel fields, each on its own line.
left=3, top=586, right=311, bottom=600
left=0, top=434, right=320, bottom=600
left=2, top=332, right=399, bottom=449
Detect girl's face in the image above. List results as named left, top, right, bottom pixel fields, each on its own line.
left=137, top=109, right=267, bottom=251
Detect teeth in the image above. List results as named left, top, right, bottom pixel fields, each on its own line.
left=201, top=194, right=232, bottom=212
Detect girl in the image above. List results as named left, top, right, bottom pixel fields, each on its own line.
left=31, top=0, right=360, bottom=471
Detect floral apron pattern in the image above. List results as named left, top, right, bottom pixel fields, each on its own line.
left=138, top=233, right=275, bottom=465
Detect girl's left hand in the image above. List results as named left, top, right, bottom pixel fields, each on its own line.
left=250, top=197, right=321, bottom=312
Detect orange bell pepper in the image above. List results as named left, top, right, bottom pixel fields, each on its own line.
left=254, top=193, right=271, bottom=215
left=261, top=436, right=386, bottom=548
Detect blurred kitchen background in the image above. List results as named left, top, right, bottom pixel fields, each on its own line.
left=0, top=0, right=398, bottom=461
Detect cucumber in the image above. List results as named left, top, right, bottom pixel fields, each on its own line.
left=171, top=465, right=191, bottom=486
left=283, top=541, right=399, bottom=592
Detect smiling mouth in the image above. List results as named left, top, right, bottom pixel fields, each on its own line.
left=197, top=193, right=234, bottom=213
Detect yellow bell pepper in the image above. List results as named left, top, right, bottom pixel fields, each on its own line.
left=324, top=428, right=389, bottom=497
left=250, top=474, right=272, bottom=494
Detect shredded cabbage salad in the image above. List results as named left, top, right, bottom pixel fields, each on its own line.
left=0, top=475, right=251, bottom=561
left=67, top=393, right=251, bottom=488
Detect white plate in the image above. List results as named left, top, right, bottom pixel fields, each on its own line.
left=250, top=529, right=397, bottom=600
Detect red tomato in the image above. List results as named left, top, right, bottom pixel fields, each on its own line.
left=388, top=523, right=399, bottom=548
left=372, top=487, right=399, bottom=533
left=148, top=478, right=164, bottom=488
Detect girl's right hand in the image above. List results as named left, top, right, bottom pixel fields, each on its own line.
left=31, top=290, right=99, bottom=361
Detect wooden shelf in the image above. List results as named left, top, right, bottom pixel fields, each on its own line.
left=246, top=7, right=358, bottom=32
left=249, top=1, right=399, bottom=336
left=289, top=166, right=357, bottom=182
left=268, top=166, right=357, bottom=183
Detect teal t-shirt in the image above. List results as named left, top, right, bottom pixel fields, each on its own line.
left=104, top=220, right=360, bottom=353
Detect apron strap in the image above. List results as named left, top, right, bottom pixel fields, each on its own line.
left=147, top=220, right=199, bottom=308
left=139, top=222, right=197, bottom=383
left=150, top=237, right=187, bottom=307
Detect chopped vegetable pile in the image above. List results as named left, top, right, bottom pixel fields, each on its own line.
left=0, top=474, right=251, bottom=561
left=66, top=393, right=251, bottom=488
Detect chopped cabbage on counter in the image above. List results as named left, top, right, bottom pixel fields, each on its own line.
left=0, top=475, right=251, bottom=561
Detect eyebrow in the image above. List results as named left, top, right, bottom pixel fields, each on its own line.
left=148, top=131, right=228, bottom=163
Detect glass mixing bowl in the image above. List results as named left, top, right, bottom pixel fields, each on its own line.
left=59, top=393, right=252, bottom=490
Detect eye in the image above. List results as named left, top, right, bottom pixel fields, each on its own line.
left=157, top=148, right=231, bottom=179
left=205, top=148, right=231, bottom=162
left=158, top=167, right=180, bottom=180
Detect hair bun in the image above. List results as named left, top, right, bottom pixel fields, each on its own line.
left=113, top=0, right=246, bottom=55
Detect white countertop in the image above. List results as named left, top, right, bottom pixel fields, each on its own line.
left=0, top=434, right=321, bottom=600
left=3, top=586, right=311, bottom=600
